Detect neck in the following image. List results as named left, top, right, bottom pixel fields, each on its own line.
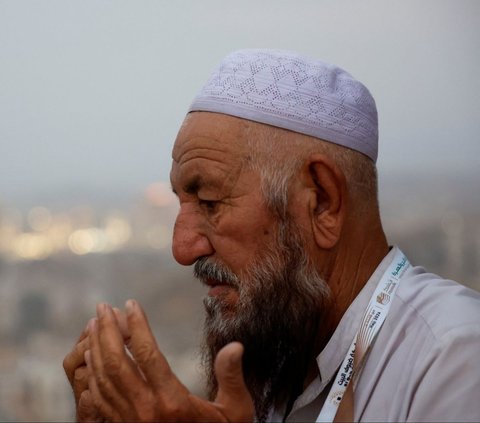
left=303, top=218, right=389, bottom=387
left=327, top=227, right=389, bottom=330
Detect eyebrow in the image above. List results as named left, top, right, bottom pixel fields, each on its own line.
left=171, top=175, right=203, bottom=197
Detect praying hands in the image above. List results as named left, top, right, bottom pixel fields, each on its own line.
left=63, top=300, right=254, bottom=422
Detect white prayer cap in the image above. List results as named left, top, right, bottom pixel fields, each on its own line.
left=188, top=49, right=378, bottom=162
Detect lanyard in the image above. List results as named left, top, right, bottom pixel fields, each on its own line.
left=316, top=248, right=410, bottom=423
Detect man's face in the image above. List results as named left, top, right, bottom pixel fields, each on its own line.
left=170, top=112, right=279, bottom=308
left=170, top=112, right=330, bottom=420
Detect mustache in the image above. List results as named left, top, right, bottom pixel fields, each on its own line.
left=193, top=257, right=240, bottom=287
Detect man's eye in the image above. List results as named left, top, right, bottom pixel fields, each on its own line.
left=199, top=199, right=218, bottom=212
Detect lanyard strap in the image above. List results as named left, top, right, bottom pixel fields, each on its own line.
left=316, top=249, right=410, bottom=423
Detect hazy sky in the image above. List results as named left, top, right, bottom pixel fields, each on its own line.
left=1, top=0, right=479, bottom=204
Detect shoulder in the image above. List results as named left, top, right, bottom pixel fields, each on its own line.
left=394, top=264, right=480, bottom=342
left=357, top=263, right=480, bottom=421
left=393, top=265, right=480, bottom=421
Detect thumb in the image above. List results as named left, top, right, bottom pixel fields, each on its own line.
left=214, top=342, right=254, bottom=423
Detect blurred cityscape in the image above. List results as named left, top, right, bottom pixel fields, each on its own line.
left=0, top=174, right=479, bottom=421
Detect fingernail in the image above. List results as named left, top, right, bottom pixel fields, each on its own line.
left=125, top=299, right=135, bottom=316
left=96, top=302, right=109, bottom=317
left=105, top=303, right=113, bottom=316
left=87, top=317, right=97, bottom=333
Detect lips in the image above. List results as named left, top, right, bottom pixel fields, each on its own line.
left=207, top=285, right=228, bottom=297
left=204, top=278, right=235, bottom=297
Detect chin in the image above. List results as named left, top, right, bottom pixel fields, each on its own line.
left=203, top=289, right=239, bottom=322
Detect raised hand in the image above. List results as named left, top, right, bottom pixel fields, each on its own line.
left=85, top=300, right=254, bottom=422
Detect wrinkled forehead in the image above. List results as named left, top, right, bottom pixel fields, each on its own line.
left=172, top=112, right=253, bottom=163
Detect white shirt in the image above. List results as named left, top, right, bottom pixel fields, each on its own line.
left=271, top=247, right=480, bottom=422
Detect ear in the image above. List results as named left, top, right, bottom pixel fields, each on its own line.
left=306, top=154, right=347, bottom=249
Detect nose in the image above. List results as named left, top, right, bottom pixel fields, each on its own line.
left=172, top=204, right=214, bottom=265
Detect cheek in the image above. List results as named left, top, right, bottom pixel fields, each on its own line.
left=224, top=206, right=275, bottom=237
left=213, top=219, right=273, bottom=252
left=209, top=202, right=278, bottom=267
left=215, top=234, right=276, bottom=277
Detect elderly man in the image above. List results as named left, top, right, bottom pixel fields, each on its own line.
left=64, top=49, right=480, bottom=422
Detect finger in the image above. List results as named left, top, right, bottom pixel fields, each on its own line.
left=86, top=351, right=123, bottom=422
left=113, top=307, right=131, bottom=343
left=125, top=299, right=175, bottom=389
left=77, top=390, right=101, bottom=423
left=94, top=304, right=150, bottom=409
left=73, top=366, right=89, bottom=404
left=214, top=342, right=254, bottom=423
left=64, top=318, right=95, bottom=385
left=88, top=313, right=134, bottom=419
left=64, top=337, right=89, bottom=385
left=78, top=317, right=96, bottom=343
left=113, top=306, right=133, bottom=356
